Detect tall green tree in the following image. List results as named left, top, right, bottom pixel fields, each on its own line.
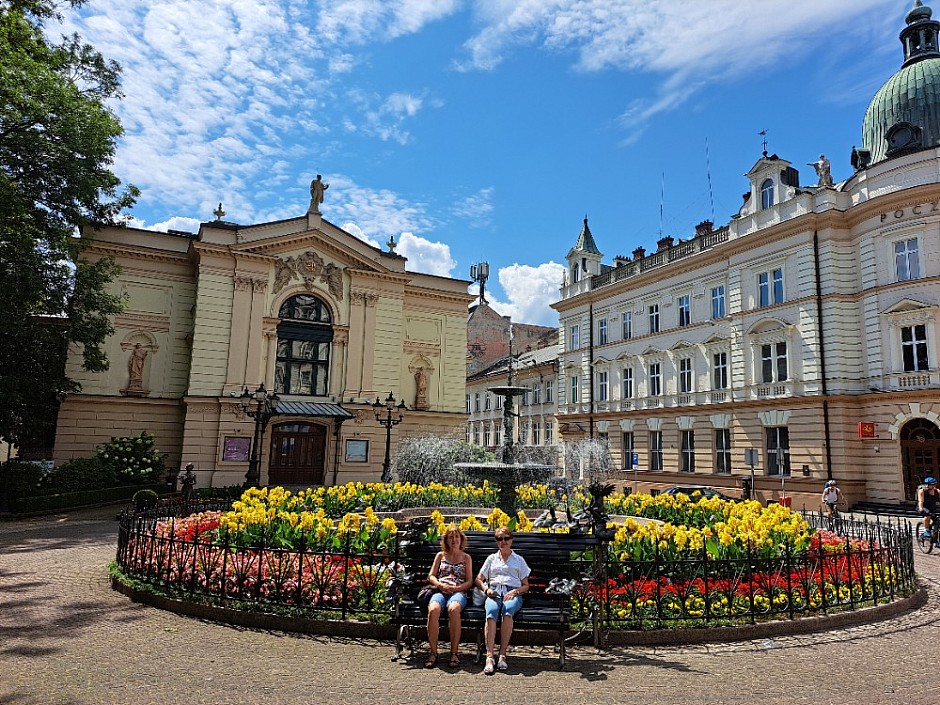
left=0, top=0, right=137, bottom=449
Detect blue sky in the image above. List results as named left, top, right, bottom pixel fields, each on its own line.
left=58, top=0, right=906, bottom=326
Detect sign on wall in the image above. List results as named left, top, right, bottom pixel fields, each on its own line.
left=222, top=436, right=251, bottom=462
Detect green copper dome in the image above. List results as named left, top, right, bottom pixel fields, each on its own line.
left=862, top=2, right=940, bottom=164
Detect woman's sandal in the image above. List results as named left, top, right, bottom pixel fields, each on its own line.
left=424, top=653, right=438, bottom=668
left=448, top=654, right=460, bottom=668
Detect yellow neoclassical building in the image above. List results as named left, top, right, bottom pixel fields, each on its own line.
left=54, top=198, right=472, bottom=488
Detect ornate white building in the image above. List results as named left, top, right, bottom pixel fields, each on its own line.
left=553, top=3, right=940, bottom=509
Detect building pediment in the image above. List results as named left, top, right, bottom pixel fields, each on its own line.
left=747, top=317, right=791, bottom=335
left=882, top=298, right=936, bottom=315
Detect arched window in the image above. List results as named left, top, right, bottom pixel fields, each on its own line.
left=275, top=295, right=332, bottom=396
left=760, top=179, right=774, bottom=209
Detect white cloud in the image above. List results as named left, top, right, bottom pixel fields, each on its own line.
left=485, top=261, right=565, bottom=327
left=329, top=175, right=437, bottom=241
left=142, top=215, right=203, bottom=234
left=315, top=0, right=462, bottom=44
left=452, top=187, right=495, bottom=226
left=397, top=232, right=457, bottom=277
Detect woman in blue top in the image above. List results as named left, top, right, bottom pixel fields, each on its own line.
left=475, top=527, right=530, bottom=674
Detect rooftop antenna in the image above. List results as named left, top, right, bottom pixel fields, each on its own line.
left=705, top=138, right=715, bottom=221
left=470, top=261, right=490, bottom=304
left=759, top=129, right=768, bottom=157
left=659, top=171, right=665, bottom=237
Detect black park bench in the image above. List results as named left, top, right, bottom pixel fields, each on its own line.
left=393, top=530, right=596, bottom=668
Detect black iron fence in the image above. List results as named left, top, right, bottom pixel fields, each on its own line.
left=116, top=504, right=917, bottom=629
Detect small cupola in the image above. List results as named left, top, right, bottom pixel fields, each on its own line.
left=565, top=216, right=604, bottom=284
left=902, top=0, right=940, bottom=66
left=739, top=154, right=800, bottom=216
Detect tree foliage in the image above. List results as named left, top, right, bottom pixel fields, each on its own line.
left=0, top=0, right=137, bottom=446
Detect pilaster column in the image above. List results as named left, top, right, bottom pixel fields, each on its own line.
left=347, top=291, right=366, bottom=395
left=225, top=275, right=254, bottom=390
left=245, top=277, right=268, bottom=385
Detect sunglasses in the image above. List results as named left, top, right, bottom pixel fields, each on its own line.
left=495, top=536, right=512, bottom=542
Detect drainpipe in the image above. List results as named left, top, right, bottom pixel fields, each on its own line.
left=588, top=303, right=595, bottom=440
left=813, top=230, right=834, bottom=480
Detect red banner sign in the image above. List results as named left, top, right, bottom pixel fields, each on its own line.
left=858, top=421, right=876, bottom=439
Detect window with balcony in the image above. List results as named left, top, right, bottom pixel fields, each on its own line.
left=649, top=304, right=660, bottom=333
left=902, top=324, right=929, bottom=372
left=597, top=370, right=609, bottom=401
left=622, top=367, right=634, bottom=399
left=678, top=295, right=691, bottom=327
left=622, top=311, right=633, bottom=339
left=649, top=430, right=663, bottom=472
left=680, top=430, right=695, bottom=472
left=715, top=429, right=732, bottom=474
left=758, top=268, right=784, bottom=307
left=713, top=352, right=728, bottom=389
left=761, top=342, right=788, bottom=383
left=766, top=427, right=790, bottom=475
left=679, top=358, right=693, bottom=394
left=598, top=318, right=608, bottom=345
left=895, top=238, right=921, bottom=281
left=649, top=362, right=662, bottom=397
left=711, top=285, right=726, bottom=319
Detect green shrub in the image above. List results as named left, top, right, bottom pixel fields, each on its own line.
left=95, top=431, right=165, bottom=485
left=43, top=457, right=114, bottom=493
left=132, top=488, right=160, bottom=510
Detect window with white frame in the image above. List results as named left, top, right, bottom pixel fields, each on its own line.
left=545, top=380, right=554, bottom=402
left=715, top=429, right=732, bottom=474
left=483, top=422, right=491, bottom=447
left=532, top=382, right=541, bottom=404
left=760, top=178, right=774, bottom=209
left=466, top=394, right=471, bottom=413
left=472, top=423, right=480, bottom=445
left=532, top=421, right=541, bottom=446
left=649, top=304, right=660, bottom=333
left=761, top=342, right=788, bottom=383
left=597, top=370, right=609, bottom=401
left=758, top=268, right=784, bottom=307
left=598, top=318, right=608, bottom=345
left=622, top=311, right=633, bottom=339
left=649, top=430, right=663, bottom=472
left=474, top=393, right=480, bottom=412
left=622, top=432, right=634, bottom=468
left=484, top=392, right=491, bottom=411
left=465, top=424, right=471, bottom=444
left=766, top=426, right=790, bottom=475
left=678, top=295, right=691, bottom=327
left=895, top=238, right=921, bottom=282
left=494, top=423, right=502, bottom=446
left=495, top=394, right=503, bottom=410
left=713, top=351, right=728, bottom=389
left=570, top=324, right=580, bottom=350
left=622, top=366, right=634, bottom=399
left=679, top=357, right=693, bottom=393
left=901, top=324, right=929, bottom=371
left=649, top=362, right=662, bottom=396
left=545, top=421, right=553, bottom=445
left=680, top=430, right=695, bottom=472
left=522, top=389, right=529, bottom=406
left=570, top=375, right=579, bottom=403
left=711, top=285, right=726, bottom=319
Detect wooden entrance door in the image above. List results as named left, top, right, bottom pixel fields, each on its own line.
left=268, top=423, right=326, bottom=486
left=900, top=418, right=940, bottom=501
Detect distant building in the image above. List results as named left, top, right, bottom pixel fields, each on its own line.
left=553, top=3, right=940, bottom=509
left=55, top=204, right=472, bottom=487
left=466, top=302, right=556, bottom=376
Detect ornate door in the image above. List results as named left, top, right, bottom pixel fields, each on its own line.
left=900, top=418, right=940, bottom=501
left=268, top=423, right=327, bottom=487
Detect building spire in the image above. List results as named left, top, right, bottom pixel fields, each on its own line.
left=902, top=0, right=940, bottom=66
left=574, top=215, right=601, bottom=255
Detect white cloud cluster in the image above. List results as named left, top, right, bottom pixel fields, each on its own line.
left=397, top=232, right=457, bottom=277
left=451, top=187, right=495, bottom=226
left=484, top=261, right=566, bottom=327
left=315, top=0, right=462, bottom=44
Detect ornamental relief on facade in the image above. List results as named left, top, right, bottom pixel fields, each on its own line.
left=273, top=251, right=344, bottom=299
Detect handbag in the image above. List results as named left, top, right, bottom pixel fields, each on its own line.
left=472, top=586, right=486, bottom=607
left=416, top=585, right=437, bottom=609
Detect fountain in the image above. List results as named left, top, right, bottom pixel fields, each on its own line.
left=456, top=322, right=556, bottom=514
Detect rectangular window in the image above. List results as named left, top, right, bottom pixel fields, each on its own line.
left=649, top=431, right=663, bottom=472
left=532, top=422, right=541, bottom=446
left=484, top=393, right=491, bottom=411
left=495, top=395, right=503, bottom=410
left=678, top=295, right=691, bottom=327
left=545, top=380, right=554, bottom=402
left=766, top=427, right=790, bottom=476
left=597, top=370, right=609, bottom=401
left=759, top=268, right=784, bottom=307
left=622, top=367, right=634, bottom=399
left=570, top=375, right=579, bottom=404
left=679, top=358, right=693, bottom=393
left=715, top=429, right=732, bottom=474
left=622, top=311, right=633, bottom=339
left=522, top=389, right=529, bottom=406
left=474, top=393, right=480, bottom=412
left=483, top=423, right=491, bottom=447
left=532, top=383, right=541, bottom=404
left=570, top=324, right=580, bottom=350
left=494, top=423, right=501, bottom=446
left=472, top=423, right=480, bottom=445
left=598, top=318, right=608, bottom=345
left=649, top=304, right=660, bottom=333
left=761, top=342, right=788, bottom=383
left=622, top=432, right=634, bottom=468
left=545, top=421, right=553, bottom=445
left=649, top=362, right=662, bottom=396
left=895, top=238, right=921, bottom=281
left=713, top=351, right=728, bottom=389
left=466, top=394, right=471, bottom=413
left=901, top=324, right=930, bottom=372
left=465, top=424, right=471, bottom=444
left=711, top=285, right=726, bottom=319
left=680, top=430, right=695, bottom=473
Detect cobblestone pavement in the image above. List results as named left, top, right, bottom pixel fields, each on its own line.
left=1, top=508, right=939, bottom=705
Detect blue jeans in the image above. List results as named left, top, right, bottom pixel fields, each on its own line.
left=429, top=591, right=467, bottom=611
left=484, top=595, right=522, bottom=620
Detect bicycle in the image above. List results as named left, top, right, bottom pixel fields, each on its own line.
left=915, top=511, right=940, bottom=554
left=823, top=501, right=844, bottom=533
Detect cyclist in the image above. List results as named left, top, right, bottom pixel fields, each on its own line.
left=821, top=480, right=842, bottom=522
left=917, top=476, right=939, bottom=538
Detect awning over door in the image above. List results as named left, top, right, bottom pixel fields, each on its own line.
left=275, top=401, right=354, bottom=419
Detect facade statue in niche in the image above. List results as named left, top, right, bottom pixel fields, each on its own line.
left=807, top=154, right=833, bottom=187
left=308, top=174, right=329, bottom=214
left=412, top=366, right=430, bottom=411
left=127, top=343, right=148, bottom=393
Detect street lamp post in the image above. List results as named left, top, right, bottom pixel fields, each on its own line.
left=240, top=383, right=280, bottom=489
left=373, top=391, right=406, bottom=483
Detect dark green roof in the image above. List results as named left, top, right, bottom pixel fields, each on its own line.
left=573, top=217, right=601, bottom=256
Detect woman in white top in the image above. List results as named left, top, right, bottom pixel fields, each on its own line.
left=821, top=480, right=841, bottom=519
left=475, top=527, right=530, bottom=674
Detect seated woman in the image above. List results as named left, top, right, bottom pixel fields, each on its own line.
left=425, top=526, right=472, bottom=668
left=475, top=527, right=530, bottom=674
